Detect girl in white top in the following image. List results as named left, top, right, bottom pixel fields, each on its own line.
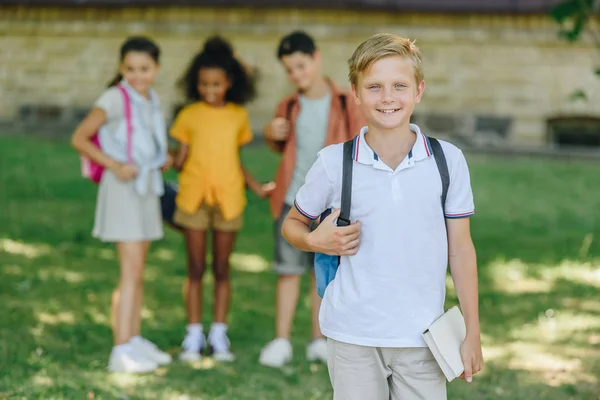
left=71, top=36, right=172, bottom=374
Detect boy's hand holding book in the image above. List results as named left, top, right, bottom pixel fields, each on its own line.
left=422, top=307, right=484, bottom=383
left=460, top=332, right=483, bottom=383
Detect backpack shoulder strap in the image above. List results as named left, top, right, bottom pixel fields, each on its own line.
left=116, top=84, right=133, bottom=164
left=338, top=139, right=354, bottom=227
left=428, top=137, right=449, bottom=216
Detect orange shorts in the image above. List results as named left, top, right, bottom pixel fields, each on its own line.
left=174, top=204, right=243, bottom=232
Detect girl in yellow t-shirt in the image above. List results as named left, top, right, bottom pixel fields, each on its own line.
left=171, top=36, right=273, bottom=362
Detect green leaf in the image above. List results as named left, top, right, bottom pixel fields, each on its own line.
left=549, top=0, right=581, bottom=23
left=557, top=12, right=587, bottom=41
left=595, top=67, right=600, bottom=77
left=570, top=14, right=586, bottom=40
left=569, top=89, right=588, bottom=101
left=551, top=0, right=595, bottom=42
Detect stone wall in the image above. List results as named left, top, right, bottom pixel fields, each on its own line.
left=0, top=6, right=598, bottom=146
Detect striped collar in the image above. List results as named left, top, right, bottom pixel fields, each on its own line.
left=352, top=123, right=433, bottom=166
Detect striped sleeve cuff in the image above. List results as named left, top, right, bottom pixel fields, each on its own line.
left=294, top=200, right=318, bottom=220
left=445, top=210, right=475, bottom=219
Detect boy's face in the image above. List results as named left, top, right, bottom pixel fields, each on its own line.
left=352, top=55, right=424, bottom=132
left=280, top=51, right=321, bottom=92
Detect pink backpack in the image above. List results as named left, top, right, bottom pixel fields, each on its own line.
left=81, top=84, right=133, bottom=184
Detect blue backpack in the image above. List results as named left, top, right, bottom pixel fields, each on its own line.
left=313, top=136, right=451, bottom=298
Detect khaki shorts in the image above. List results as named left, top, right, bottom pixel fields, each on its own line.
left=174, top=204, right=243, bottom=232
left=327, top=339, right=446, bottom=400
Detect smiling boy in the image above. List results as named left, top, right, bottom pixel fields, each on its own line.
left=281, top=33, right=483, bottom=399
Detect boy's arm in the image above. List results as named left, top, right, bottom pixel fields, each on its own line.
left=264, top=98, right=291, bottom=153
left=283, top=207, right=361, bottom=255
left=444, top=148, right=482, bottom=382
left=447, top=215, right=483, bottom=384
left=447, top=218, right=480, bottom=336
left=282, top=207, right=314, bottom=252
left=283, top=151, right=362, bottom=255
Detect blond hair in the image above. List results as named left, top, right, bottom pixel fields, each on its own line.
left=348, top=33, right=424, bottom=87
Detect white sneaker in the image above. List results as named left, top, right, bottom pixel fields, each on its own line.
left=306, top=337, right=328, bottom=363
left=259, top=338, right=293, bottom=368
left=179, top=332, right=206, bottom=362
left=130, top=336, right=172, bottom=366
left=108, top=345, right=158, bottom=374
left=208, top=327, right=235, bottom=362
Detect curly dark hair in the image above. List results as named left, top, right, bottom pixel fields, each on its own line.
left=178, top=36, right=257, bottom=105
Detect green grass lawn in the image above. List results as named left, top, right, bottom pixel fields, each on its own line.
left=1, top=136, right=599, bottom=400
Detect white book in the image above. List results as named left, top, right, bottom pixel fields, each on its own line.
left=422, top=306, right=467, bottom=382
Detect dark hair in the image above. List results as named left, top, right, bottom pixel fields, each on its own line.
left=107, top=36, right=161, bottom=87
left=178, top=36, right=256, bottom=105
left=277, top=31, right=317, bottom=59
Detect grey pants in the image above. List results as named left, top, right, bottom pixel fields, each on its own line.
left=273, top=203, right=315, bottom=275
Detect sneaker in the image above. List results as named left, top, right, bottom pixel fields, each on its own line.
left=208, top=326, right=235, bottom=362
left=259, top=338, right=293, bottom=368
left=179, top=332, right=206, bottom=362
left=108, top=344, right=158, bottom=374
left=130, top=336, right=172, bottom=366
left=306, top=337, right=328, bottom=363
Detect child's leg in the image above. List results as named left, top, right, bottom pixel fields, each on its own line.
left=111, top=242, right=151, bottom=341
left=305, top=271, right=328, bottom=363
left=183, top=229, right=208, bottom=324
left=275, top=275, right=301, bottom=339
left=111, top=289, right=119, bottom=340
left=131, top=241, right=152, bottom=336
left=114, top=241, right=148, bottom=345
left=310, top=271, right=323, bottom=339
left=272, top=204, right=312, bottom=339
left=259, top=205, right=310, bottom=367
left=207, top=214, right=240, bottom=362
left=388, top=348, right=446, bottom=400
left=211, top=230, right=236, bottom=323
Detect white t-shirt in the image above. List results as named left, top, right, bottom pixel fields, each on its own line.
left=294, top=124, right=475, bottom=347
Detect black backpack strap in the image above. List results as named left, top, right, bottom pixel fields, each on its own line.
left=338, top=139, right=354, bottom=227
left=428, top=137, right=449, bottom=216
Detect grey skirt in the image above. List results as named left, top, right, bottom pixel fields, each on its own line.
left=92, top=170, right=163, bottom=242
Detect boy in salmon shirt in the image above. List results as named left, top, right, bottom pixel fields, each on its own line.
left=259, top=31, right=366, bottom=368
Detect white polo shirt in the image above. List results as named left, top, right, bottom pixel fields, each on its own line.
left=294, top=124, right=475, bottom=347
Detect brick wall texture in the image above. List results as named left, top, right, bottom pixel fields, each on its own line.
left=0, top=6, right=598, bottom=145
